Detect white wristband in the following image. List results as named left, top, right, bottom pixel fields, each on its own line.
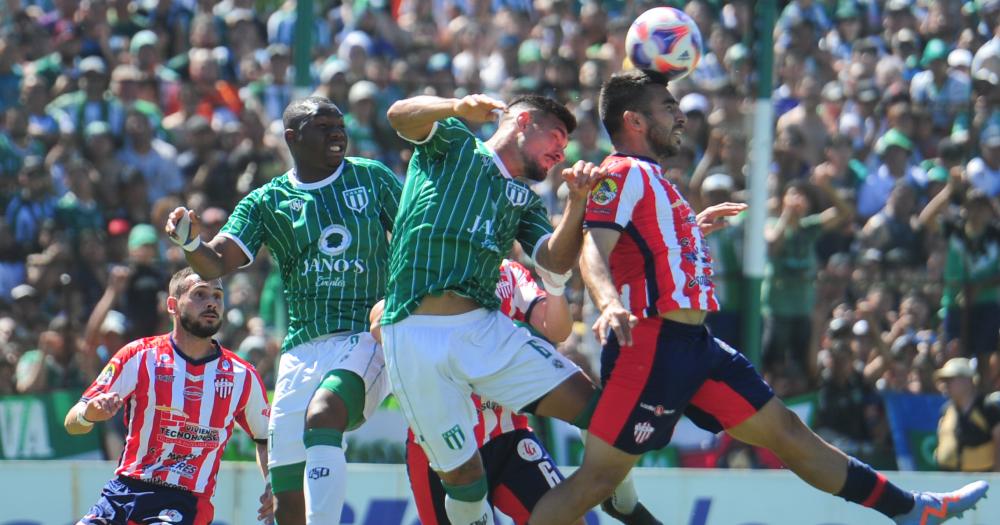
left=76, top=410, right=94, bottom=428
left=535, top=265, right=571, bottom=297
left=181, top=235, right=202, bottom=252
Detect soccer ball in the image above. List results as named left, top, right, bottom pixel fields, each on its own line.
left=625, top=7, right=703, bottom=80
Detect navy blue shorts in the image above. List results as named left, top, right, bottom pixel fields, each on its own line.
left=591, top=317, right=775, bottom=455
left=79, top=476, right=212, bottom=525
left=406, top=429, right=564, bottom=525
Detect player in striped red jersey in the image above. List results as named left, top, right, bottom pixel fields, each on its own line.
left=378, top=259, right=657, bottom=525
left=528, top=68, right=989, bottom=525
left=65, top=267, right=272, bottom=525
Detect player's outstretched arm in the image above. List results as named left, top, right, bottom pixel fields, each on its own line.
left=535, top=161, right=603, bottom=274
left=165, top=207, right=248, bottom=279
left=387, top=94, right=507, bottom=142
left=255, top=440, right=275, bottom=524
left=64, top=393, right=123, bottom=435
left=580, top=230, right=637, bottom=347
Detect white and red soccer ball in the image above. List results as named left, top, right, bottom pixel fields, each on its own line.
left=625, top=7, right=703, bottom=80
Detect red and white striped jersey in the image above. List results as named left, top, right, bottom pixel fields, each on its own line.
left=408, top=259, right=536, bottom=448
left=81, top=334, right=270, bottom=496
left=584, top=153, right=718, bottom=317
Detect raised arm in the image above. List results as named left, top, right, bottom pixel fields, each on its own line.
left=165, top=207, right=249, bottom=279
left=387, top=95, right=507, bottom=142
left=534, top=161, right=603, bottom=274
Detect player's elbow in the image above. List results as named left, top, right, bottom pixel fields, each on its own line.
left=543, top=323, right=573, bottom=344
left=386, top=101, right=407, bottom=130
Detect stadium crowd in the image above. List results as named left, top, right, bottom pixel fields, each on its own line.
left=1, top=0, right=999, bottom=472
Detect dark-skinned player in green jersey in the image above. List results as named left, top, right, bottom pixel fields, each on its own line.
left=165, top=97, right=400, bottom=525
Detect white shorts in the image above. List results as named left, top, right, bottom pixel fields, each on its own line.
left=383, top=309, right=579, bottom=471
left=267, top=332, right=389, bottom=469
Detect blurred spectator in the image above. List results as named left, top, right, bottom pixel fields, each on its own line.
left=5, top=156, right=56, bottom=252
left=966, top=125, right=1000, bottom=197
left=815, top=340, right=881, bottom=463
left=857, top=128, right=926, bottom=219
left=117, top=109, right=182, bottom=203
left=934, top=358, right=1000, bottom=472
left=122, top=224, right=166, bottom=339
left=47, top=56, right=126, bottom=142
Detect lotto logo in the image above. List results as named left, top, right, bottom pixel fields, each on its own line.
left=308, top=467, right=330, bottom=480
left=634, top=421, right=655, bottom=444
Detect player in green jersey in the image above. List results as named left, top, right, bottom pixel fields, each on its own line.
left=381, top=93, right=634, bottom=525
left=165, top=97, right=401, bottom=525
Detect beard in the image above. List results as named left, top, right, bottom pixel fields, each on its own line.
left=179, top=310, right=221, bottom=338
left=523, top=157, right=548, bottom=182
left=647, top=123, right=682, bottom=158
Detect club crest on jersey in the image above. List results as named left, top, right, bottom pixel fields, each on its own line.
left=290, top=198, right=305, bottom=212
left=342, top=187, right=369, bottom=213
left=442, top=425, right=466, bottom=450
left=215, top=377, right=234, bottom=398
left=318, top=224, right=352, bottom=256
left=634, top=421, right=655, bottom=444
left=590, top=179, right=618, bottom=206
left=505, top=183, right=529, bottom=207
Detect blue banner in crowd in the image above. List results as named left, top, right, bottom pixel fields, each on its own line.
left=881, top=392, right=946, bottom=471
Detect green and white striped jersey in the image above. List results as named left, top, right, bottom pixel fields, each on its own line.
left=220, top=157, right=402, bottom=351
left=383, top=117, right=553, bottom=325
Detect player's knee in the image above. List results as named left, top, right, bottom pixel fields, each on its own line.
left=571, top=464, right=623, bottom=505
left=305, top=389, right=349, bottom=431
left=767, top=405, right=812, bottom=455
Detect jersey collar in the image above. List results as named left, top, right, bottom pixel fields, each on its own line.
left=288, top=160, right=346, bottom=190
left=611, top=151, right=661, bottom=166
left=481, top=143, right=514, bottom=179
left=169, top=335, right=222, bottom=366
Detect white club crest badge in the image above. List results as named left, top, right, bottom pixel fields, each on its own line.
left=290, top=198, right=305, bottom=213
left=342, top=187, right=369, bottom=213
left=505, top=183, right=529, bottom=207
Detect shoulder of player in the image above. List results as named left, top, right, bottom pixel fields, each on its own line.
left=117, top=334, right=171, bottom=361
left=343, top=157, right=400, bottom=181
left=218, top=348, right=258, bottom=373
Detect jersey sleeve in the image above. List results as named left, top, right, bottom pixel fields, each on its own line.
left=80, top=343, right=143, bottom=402
left=398, top=117, right=475, bottom=159
left=375, top=163, right=403, bottom=232
left=236, top=365, right=270, bottom=440
left=506, top=260, right=545, bottom=318
left=584, top=161, right=644, bottom=231
left=517, top=193, right=555, bottom=264
left=219, top=188, right=266, bottom=267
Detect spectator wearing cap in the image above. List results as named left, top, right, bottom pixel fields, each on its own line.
left=5, top=156, right=56, bottom=252
left=934, top=357, right=1000, bottom=472
left=47, top=56, right=126, bottom=142
left=680, top=93, right=711, bottom=158
left=117, top=108, right=182, bottom=204
left=701, top=171, right=745, bottom=347
left=966, top=126, right=1000, bottom=197
left=345, top=80, right=384, bottom=162
left=123, top=223, right=166, bottom=339
left=857, top=128, right=927, bottom=218
left=81, top=120, right=125, bottom=201
left=821, top=2, right=863, bottom=66
left=911, top=39, right=972, bottom=130
left=942, top=189, right=1000, bottom=360
left=839, top=79, right=881, bottom=154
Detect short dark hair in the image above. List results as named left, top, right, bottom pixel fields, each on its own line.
left=282, top=96, right=341, bottom=132
left=169, top=267, right=215, bottom=298
left=599, top=69, right=671, bottom=139
left=508, top=95, right=577, bottom=135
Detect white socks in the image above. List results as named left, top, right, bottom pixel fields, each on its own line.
left=304, top=445, right=347, bottom=525
left=445, top=495, right=494, bottom=525
left=580, top=429, right=639, bottom=514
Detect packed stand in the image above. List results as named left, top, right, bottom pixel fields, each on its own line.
left=1, top=0, right=1000, bottom=471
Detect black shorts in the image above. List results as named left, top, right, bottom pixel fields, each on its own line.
left=591, top=317, right=774, bottom=454
left=405, top=429, right=564, bottom=525
left=79, top=476, right=212, bottom=525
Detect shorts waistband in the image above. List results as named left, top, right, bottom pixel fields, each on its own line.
left=646, top=316, right=710, bottom=336
left=118, top=475, right=190, bottom=493
left=398, top=308, right=490, bottom=326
